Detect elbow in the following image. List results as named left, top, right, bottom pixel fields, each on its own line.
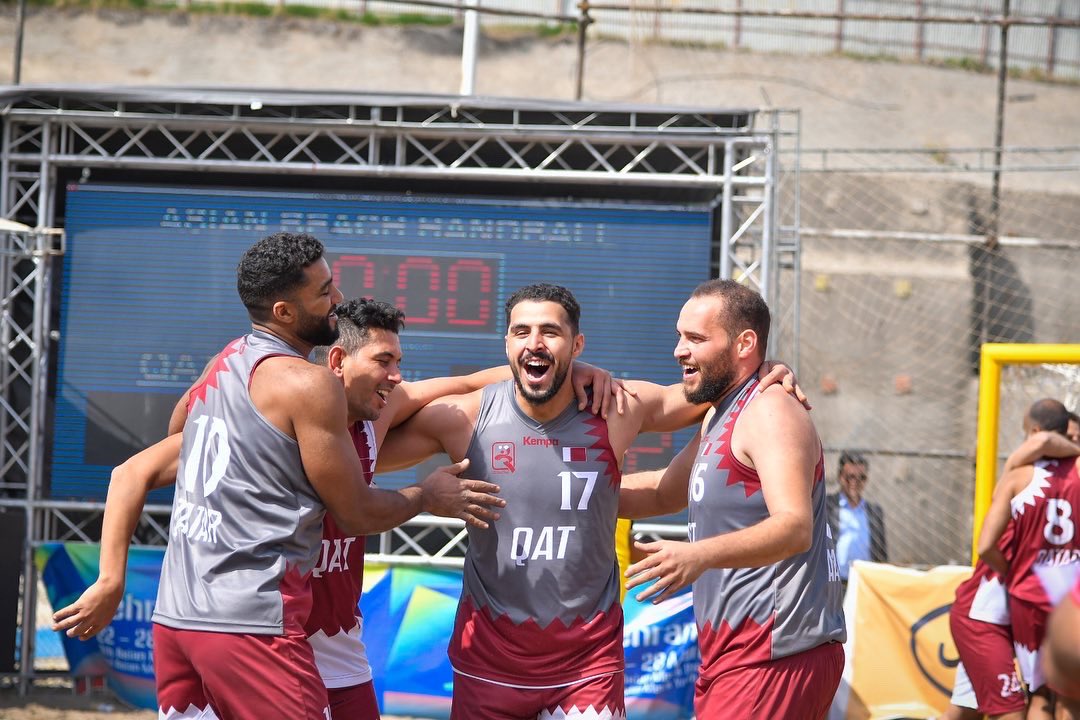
left=792, top=523, right=813, bottom=555
left=778, top=514, right=812, bottom=557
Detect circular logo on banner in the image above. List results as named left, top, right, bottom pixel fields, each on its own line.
left=909, top=603, right=960, bottom=696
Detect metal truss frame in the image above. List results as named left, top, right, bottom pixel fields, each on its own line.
left=0, top=86, right=796, bottom=685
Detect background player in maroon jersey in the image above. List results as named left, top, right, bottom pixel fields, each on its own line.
left=619, top=279, right=845, bottom=720
left=943, top=416, right=1080, bottom=720
left=978, top=398, right=1080, bottom=720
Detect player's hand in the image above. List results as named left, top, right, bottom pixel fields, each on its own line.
left=625, top=539, right=707, bottom=605
left=420, top=459, right=505, bottom=529
left=571, top=361, right=638, bottom=418
left=759, top=361, right=810, bottom=410
left=51, top=578, right=124, bottom=641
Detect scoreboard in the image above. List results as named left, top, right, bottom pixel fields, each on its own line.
left=52, top=184, right=712, bottom=501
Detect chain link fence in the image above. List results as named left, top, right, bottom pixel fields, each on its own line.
left=773, top=148, right=1080, bottom=565
left=224, top=0, right=1080, bottom=81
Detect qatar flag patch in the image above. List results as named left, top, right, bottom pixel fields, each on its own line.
left=562, top=446, right=587, bottom=463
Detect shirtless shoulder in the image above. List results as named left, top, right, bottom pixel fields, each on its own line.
left=249, top=356, right=340, bottom=438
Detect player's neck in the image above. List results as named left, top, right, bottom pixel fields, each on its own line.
left=708, top=366, right=759, bottom=410
left=514, top=384, right=575, bottom=424
left=251, top=322, right=314, bottom=358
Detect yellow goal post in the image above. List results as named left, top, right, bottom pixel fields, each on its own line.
left=973, top=343, right=1080, bottom=562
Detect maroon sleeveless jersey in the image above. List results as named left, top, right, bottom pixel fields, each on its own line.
left=689, top=376, right=845, bottom=682
left=304, top=420, right=376, bottom=688
left=1006, top=458, right=1080, bottom=611
left=452, top=381, right=624, bottom=687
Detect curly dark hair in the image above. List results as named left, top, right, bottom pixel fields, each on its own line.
left=332, top=297, right=406, bottom=353
left=236, top=232, right=326, bottom=322
left=504, top=283, right=581, bottom=335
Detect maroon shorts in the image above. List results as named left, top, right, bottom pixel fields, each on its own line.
left=450, top=670, right=624, bottom=720
left=154, top=623, right=330, bottom=720
left=328, top=681, right=380, bottom=720
left=948, top=609, right=1024, bottom=714
left=694, top=641, right=844, bottom=720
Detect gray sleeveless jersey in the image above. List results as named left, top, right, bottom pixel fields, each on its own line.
left=450, top=380, right=624, bottom=686
left=152, top=330, right=325, bottom=635
left=690, top=375, right=845, bottom=680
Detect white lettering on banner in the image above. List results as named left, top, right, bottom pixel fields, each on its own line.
left=172, top=497, right=223, bottom=544
left=312, top=537, right=356, bottom=578
left=510, top=525, right=576, bottom=564
left=112, top=593, right=155, bottom=623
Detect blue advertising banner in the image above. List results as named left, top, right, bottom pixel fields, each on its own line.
left=36, top=543, right=162, bottom=710
left=39, top=546, right=697, bottom=717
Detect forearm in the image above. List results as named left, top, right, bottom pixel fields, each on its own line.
left=97, top=468, right=152, bottom=586
left=332, top=486, right=424, bottom=536
left=619, top=470, right=686, bottom=519
left=693, top=512, right=810, bottom=570
left=461, top=365, right=511, bottom=388
left=642, top=383, right=709, bottom=433
left=979, top=547, right=1009, bottom=577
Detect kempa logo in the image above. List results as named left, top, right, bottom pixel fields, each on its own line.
left=522, top=436, right=559, bottom=447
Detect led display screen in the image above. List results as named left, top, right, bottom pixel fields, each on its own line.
left=54, top=184, right=712, bottom=501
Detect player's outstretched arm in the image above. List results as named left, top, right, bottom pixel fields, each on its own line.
left=1004, top=431, right=1080, bottom=472
left=415, top=458, right=504, bottom=530
left=380, top=360, right=630, bottom=443
left=976, top=467, right=1027, bottom=576
left=376, top=393, right=477, bottom=472
left=52, top=433, right=182, bottom=640
left=289, top=362, right=425, bottom=536
left=626, top=390, right=817, bottom=604
left=378, top=367, right=510, bottom=439
left=626, top=380, right=709, bottom=434
left=619, top=429, right=700, bottom=520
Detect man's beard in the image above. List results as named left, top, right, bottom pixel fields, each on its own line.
left=296, top=307, right=339, bottom=347
left=511, top=351, right=569, bottom=406
left=683, top=361, right=736, bottom=405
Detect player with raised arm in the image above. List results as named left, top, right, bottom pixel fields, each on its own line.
left=53, top=233, right=503, bottom=720
left=53, top=291, right=621, bottom=720
left=377, top=282, right=800, bottom=719
left=618, top=279, right=845, bottom=720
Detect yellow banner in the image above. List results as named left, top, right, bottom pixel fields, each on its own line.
left=830, top=561, right=974, bottom=720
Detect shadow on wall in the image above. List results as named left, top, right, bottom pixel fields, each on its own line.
left=967, top=194, right=1034, bottom=374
